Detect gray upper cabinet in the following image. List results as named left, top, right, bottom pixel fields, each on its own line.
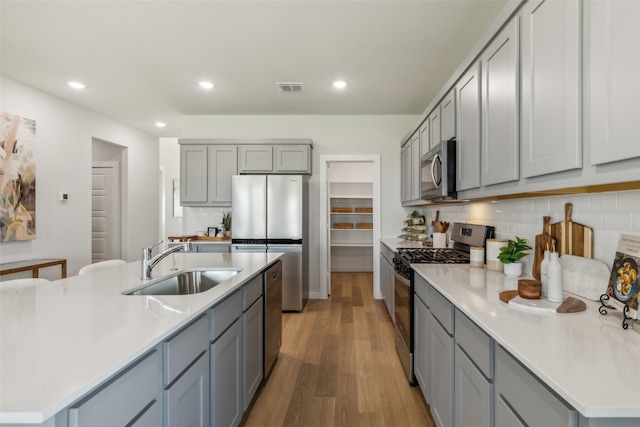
left=180, top=140, right=312, bottom=206
left=208, top=145, right=238, bottom=203
left=419, top=118, right=430, bottom=157
left=521, top=0, right=582, bottom=178
left=239, top=144, right=311, bottom=173
left=481, top=17, right=520, bottom=187
left=181, top=145, right=209, bottom=204
left=456, top=61, right=482, bottom=191
left=430, top=107, right=442, bottom=149
left=274, top=145, right=311, bottom=172
left=589, top=0, right=640, bottom=165
left=410, top=132, right=421, bottom=201
left=441, top=89, right=456, bottom=142
left=238, top=145, right=274, bottom=172
left=400, top=142, right=411, bottom=203
left=180, top=144, right=237, bottom=206
left=401, top=131, right=420, bottom=205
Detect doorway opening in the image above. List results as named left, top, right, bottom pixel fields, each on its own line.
left=319, top=155, right=381, bottom=299
left=91, top=138, right=125, bottom=263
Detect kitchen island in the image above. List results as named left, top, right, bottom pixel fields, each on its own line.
left=413, top=264, right=640, bottom=426
left=0, top=252, right=282, bottom=425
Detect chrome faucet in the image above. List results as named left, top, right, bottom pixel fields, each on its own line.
left=141, top=240, right=193, bottom=280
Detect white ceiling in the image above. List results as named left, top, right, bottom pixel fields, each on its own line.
left=1, top=0, right=507, bottom=137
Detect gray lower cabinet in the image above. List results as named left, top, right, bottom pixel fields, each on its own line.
left=454, top=346, right=492, bottom=427
left=169, top=243, right=231, bottom=253
left=196, top=243, right=230, bottom=253
left=495, top=345, right=577, bottom=427
left=429, top=286, right=455, bottom=427
left=131, top=400, right=161, bottom=427
left=211, top=319, right=243, bottom=427
left=210, top=290, right=244, bottom=427
left=162, top=314, right=210, bottom=427
left=380, top=243, right=395, bottom=321
left=413, top=285, right=429, bottom=404
left=68, top=349, right=161, bottom=427
left=164, top=351, right=209, bottom=427
left=243, top=274, right=264, bottom=412
left=58, top=267, right=275, bottom=427
left=429, top=314, right=454, bottom=427
left=495, top=394, right=525, bottom=427
left=243, top=297, right=263, bottom=410
left=454, top=308, right=495, bottom=427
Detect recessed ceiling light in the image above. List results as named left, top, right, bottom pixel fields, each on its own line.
left=198, top=81, right=214, bottom=89
left=332, top=80, right=347, bottom=89
left=155, top=122, right=167, bottom=128
left=67, top=81, right=86, bottom=90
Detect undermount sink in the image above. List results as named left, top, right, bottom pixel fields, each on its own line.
left=124, top=268, right=240, bottom=296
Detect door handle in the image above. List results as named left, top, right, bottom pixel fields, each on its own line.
left=431, top=153, right=441, bottom=189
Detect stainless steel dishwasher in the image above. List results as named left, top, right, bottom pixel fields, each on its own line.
left=264, top=260, right=282, bottom=377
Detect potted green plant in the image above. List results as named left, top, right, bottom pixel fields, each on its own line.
left=222, top=211, right=232, bottom=237
left=498, top=236, right=531, bottom=277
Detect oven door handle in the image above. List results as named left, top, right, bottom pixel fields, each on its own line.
left=395, top=270, right=411, bottom=287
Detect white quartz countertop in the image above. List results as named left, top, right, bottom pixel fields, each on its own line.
left=412, top=264, right=640, bottom=419
left=0, top=252, right=281, bottom=424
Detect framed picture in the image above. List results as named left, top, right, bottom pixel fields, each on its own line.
left=606, top=234, right=640, bottom=311
left=1, top=112, right=37, bottom=242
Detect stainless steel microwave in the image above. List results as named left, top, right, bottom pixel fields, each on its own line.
left=420, top=139, right=457, bottom=201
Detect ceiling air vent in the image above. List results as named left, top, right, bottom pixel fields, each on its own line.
left=276, top=82, right=305, bottom=93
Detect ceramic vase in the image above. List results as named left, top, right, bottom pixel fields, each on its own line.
left=503, top=262, right=523, bottom=278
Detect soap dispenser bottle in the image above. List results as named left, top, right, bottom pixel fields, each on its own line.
left=540, top=249, right=551, bottom=297
left=547, top=251, right=564, bottom=303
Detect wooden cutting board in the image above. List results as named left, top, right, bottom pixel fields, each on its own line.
left=549, top=203, right=594, bottom=258
left=532, top=216, right=556, bottom=281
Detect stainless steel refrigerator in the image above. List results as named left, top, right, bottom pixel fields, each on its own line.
left=231, top=175, right=308, bottom=311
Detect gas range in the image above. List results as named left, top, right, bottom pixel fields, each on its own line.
left=392, top=222, right=494, bottom=387
left=393, top=223, right=494, bottom=275
left=396, top=247, right=471, bottom=264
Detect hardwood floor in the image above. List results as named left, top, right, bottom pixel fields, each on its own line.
left=243, top=272, right=435, bottom=427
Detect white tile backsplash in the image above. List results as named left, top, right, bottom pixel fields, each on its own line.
left=183, top=207, right=231, bottom=235
left=426, top=189, right=640, bottom=274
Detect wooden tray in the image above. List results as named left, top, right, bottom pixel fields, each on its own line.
left=498, top=291, right=586, bottom=313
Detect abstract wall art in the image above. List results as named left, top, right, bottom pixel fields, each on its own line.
left=1, top=112, right=36, bottom=242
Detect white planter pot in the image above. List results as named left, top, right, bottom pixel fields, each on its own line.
left=503, top=262, right=523, bottom=278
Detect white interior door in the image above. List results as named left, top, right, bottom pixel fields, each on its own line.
left=92, top=163, right=121, bottom=263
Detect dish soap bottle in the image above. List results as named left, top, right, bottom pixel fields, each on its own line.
left=547, top=251, right=564, bottom=303
left=540, top=249, right=551, bottom=297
